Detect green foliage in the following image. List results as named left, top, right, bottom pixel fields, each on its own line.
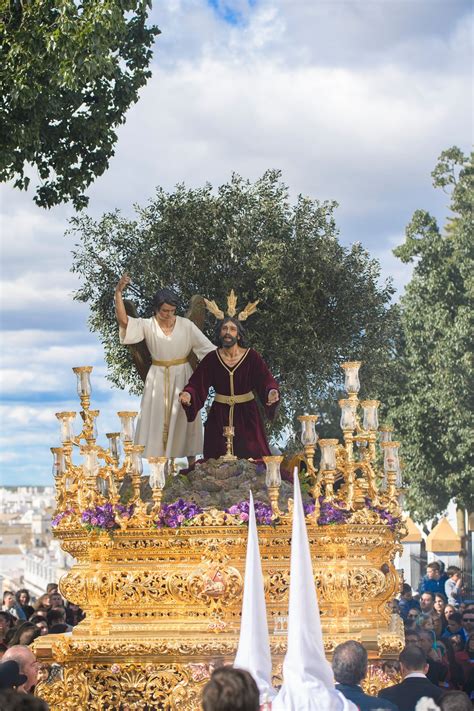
left=0, top=0, right=159, bottom=208
left=69, top=170, right=400, bottom=445
left=389, top=147, right=474, bottom=521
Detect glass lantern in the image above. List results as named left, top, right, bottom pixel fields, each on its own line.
left=263, top=455, right=283, bottom=487
left=341, top=361, right=361, bottom=395
left=148, top=457, right=167, bottom=489
left=382, top=441, right=401, bottom=474
left=72, top=366, right=93, bottom=397
left=106, top=433, right=121, bottom=461
left=319, top=439, right=338, bottom=471
left=81, top=446, right=99, bottom=476
left=118, top=411, right=138, bottom=442
left=361, top=400, right=380, bottom=431
left=298, top=415, right=319, bottom=446
left=379, top=425, right=393, bottom=443
left=56, top=412, right=76, bottom=443
left=131, top=446, right=144, bottom=475
left=51, top=447, right=65, bottom=478
left=339, top=399, right=356, bottom=431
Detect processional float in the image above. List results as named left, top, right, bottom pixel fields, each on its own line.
left=35, top=362, right=406, bottom=709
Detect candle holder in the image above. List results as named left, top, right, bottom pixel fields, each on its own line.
left=149, top=457, right=168, bottom=514
left=263, top=455, right=283, bottom=519
left=222, top=426, right=237, bottom=461
left=341, top=361, right=361, bottom=396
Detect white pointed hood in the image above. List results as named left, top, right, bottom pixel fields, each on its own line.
left=272, top=470, right=358, bottom=711
left=234, top=490, right=276, bottom=701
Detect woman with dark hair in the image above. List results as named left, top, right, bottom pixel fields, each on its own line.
left=6, top=622, right=40, bottom=648
left=115, top=275, right=215, bottom=461
left=15, top=590, right=34, bottom=620
left=202, top=667, right=260, bottom=711
left=0, top=612, right=15, bottom=657
left=64, top=602, right=85, bottom=627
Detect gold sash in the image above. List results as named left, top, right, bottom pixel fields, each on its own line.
left=214, top=392, right=254, bottom=405
left=152, top=354, right=191, bottom=450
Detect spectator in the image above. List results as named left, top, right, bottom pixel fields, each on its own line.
left=433, top=594, right=448, bottom=636
left=2, top=593, right=26, bottom=622
left=378, top=645, right=443, bottom=711
left=419, top=562, right=448, bottom=596
left=0, top=660, right=27, bottom=690
left=438, top=690, right=471, bottom=710
left=417, top=613, right=436, bottom=634
left=332, top=640, right=399, bottom=710
left=28, top=618, right=48, bottom=637
left=64, top=602, right=84, bottom=628
left=2, top=646, right=39, bottom=693
left=445, top=567, right=463, bottom=608
left=0, top=689, right=49, bottom=709
left=202, top=667, right=259, bottom=711
left=461, top=610, right=474, bottom=637
left=399, top=585, right=421, bottom=622
left=405, top=630, right=421, bottom=647
left=47, top=593, right=64, bottom=611
left=14, top=593, right=34, bottom=622
left=420, top=593, right=435, bottom=615
left=33, top=596, right=50, bottom=618
left=404, top=610, right=421, bottom=631
left=45, top=609, right=69, bottom=631
left=440, top=637, right=465, bottom=690
left=7, top=624, right=40, bottom=648
left=0, top=613, right=15, bottom=657
left=417, top=629, right=447, bottom=686
left=45, top=584, right=58, bottom=596
left=442, top=613, right=467, bottom=644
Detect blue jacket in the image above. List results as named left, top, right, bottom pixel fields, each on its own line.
left=336, top=683, right=399, bottom=710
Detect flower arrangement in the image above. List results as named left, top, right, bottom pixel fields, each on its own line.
left=226, top=500, right=274, bottom=525
left=80, top=503, right=134, bottom=532
left=317, top=498, right=351, bottom=525
left=155, top=499, right=203, bottom=529
left=51, top=507, right=76, bottom=528
left=364, top=498, right=401, bottom=530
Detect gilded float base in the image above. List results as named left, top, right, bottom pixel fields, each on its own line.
left=35, top=617, right=404, bottom=710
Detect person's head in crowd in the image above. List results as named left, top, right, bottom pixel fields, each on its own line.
left=420, top=592, right=435, bottom=613
left=47, top=593, right=63, bottom=611
left=0, top=613, right=14, bottom=640
left=438, top=690, right=472, bottom=710
left=381, top=660, right=400, bottom=679
left=64, top=602, right=84, bottom=627
left=45, top=609, right=65, bottom=629
left=7, top=623, right=39, bottom=648
left=48, top=624, right=68, bottom=635
left=34, top=595, right=50, bottom=612
left=444, top=604, right=456, bottom=621
left=202, top=667, right=259, bottom=711
left=2, top=593, right=16, bottom=611
left=28, top=618, right=48, bottom=637
left=332, top=640, right=368, bottom=686
left=449, top=634, right=464, bottom=653
left=399, top=645, right=428, bottom=677
left=434, top=593, right=447, bottom=615
left=405, top=609, right=421, bottom=628
left=417, top=613, right=435, bottom=632
left=15, top=591, right=31, bottom=610
left=446, top=565, right=462, bottom=581
left=0, top=688, right=49, bottom=710
left=401, top=583, right=413, bottom=600
left=45, top=584, right=58, bottom=596
left=461, top=610, right=474, bottom=633
left=2, top=646, right=39, bottom=693
left=0, top=660, right=27, bottom=690
left=426, top=562, right=441, bottom=580
left=467, top=631, right=474, bottom=659
left=446, top=612, right=463, bottom=635
left=405, top=629, right=421, bottom=647
left=417, top=629, right=436, bottom=657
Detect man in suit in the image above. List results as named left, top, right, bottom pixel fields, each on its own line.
left=378, top=645, right=443, bottom=711
left=333, top=640, right=399, bottom=710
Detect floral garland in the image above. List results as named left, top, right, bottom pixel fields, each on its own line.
left=226, top=500, right=274, bottom=525
left=155, top=499, right=203, bottom=529
left=51, top=507, right=76, bottom=528
left=80, top=503, right=134, bottom=532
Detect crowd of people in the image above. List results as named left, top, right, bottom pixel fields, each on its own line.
left=0, top=561, right=472, bottom=710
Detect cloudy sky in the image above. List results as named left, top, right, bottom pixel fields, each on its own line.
left=0, top=0, right=471, bottom=486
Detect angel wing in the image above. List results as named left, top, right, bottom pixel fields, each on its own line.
left=124, top=299, right=152, bottom=383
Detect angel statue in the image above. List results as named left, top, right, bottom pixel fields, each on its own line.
left=115, top=274, right=215, bottom=463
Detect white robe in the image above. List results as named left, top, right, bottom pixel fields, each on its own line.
left=120, top=315, right=215, bottom=458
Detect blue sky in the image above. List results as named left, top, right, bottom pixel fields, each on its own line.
left=0, top=0, right=472, bottom=486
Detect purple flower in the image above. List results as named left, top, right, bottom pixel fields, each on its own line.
left=51, top=508, right=76, bottom=527
left=225, top=500, right=274, bottom=526
left=156, top=500, right=203, bottom=529
left=364, top=497, right=401, bottom=531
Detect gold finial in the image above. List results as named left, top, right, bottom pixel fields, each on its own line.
left=204, top=291, right=259, bottom=321
left=227, top=289, right=237, bottom=317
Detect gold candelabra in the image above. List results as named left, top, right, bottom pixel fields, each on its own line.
left=299, top=361, right=404, bottom=518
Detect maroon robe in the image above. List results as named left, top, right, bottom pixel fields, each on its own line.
left=182, top=348, right=279, bottom=460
